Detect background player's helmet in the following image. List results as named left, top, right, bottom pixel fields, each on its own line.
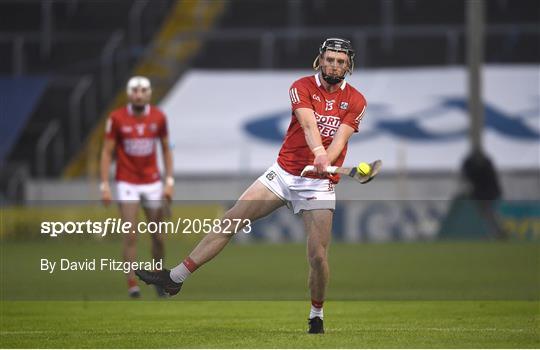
left=313, top=38, right=355, bottom=84
left=126, top=76, right=152, bottom=95
left=126, top=76, right=152, bottom=112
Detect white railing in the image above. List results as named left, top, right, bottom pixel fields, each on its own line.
left=69, top=76, right=94, bottom=150
left=36, top=119, right=63, bottom=177
left=128, top=0, right=150, bottom=48
left=12, top=35, right=25, bottom=76
left=100, top=30, right=124, bottom=100
left=40, top=0, right=53, bottom=59
left=5, top=164, right=29, bottom=201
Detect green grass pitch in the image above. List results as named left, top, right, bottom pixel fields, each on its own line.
left=1, top=300, right=537, bottom=348
left=1, top=240, right=539, bottom=348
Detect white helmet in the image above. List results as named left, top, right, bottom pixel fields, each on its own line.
left=126, top=76, right=151, bottom=94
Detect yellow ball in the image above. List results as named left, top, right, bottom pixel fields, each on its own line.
left=357, top=162, right=371, bottom=176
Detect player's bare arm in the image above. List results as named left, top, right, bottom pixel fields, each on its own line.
left=99, top=137, right=116, bottom=206
left=325, top=124, right=355, bottom=164
left=294, top=107, right=330, bottom=173
left=160, top=136, right=174, bottom=201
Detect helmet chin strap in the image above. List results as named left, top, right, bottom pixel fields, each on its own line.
left=322, top=73, right=343, bottom=85
left=131, top=104, right=146, bottom=114
left=321, top=68, right=345, bottom=85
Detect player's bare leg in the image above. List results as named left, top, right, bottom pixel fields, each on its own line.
left=135, top=180, right=284, bottom=295
left=143, top=205, right=167, bottom=297
left=303, top=209, right=333, bottom=333
left=143, top=206, right=165, bottom=263
left=189, top=180, right=284, bottom=265
left=119, top=201, right=141, bottom=297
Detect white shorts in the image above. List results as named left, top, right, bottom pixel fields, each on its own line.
left=116, top=181, right=163, bottom=209
left=258, top=162, right=336, bottom=214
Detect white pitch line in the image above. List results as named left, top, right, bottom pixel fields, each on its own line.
left=1, top=327, right=530, bottom=335
left=0, top=329, right=182, bottom=335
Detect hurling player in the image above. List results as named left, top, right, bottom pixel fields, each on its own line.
left=100, top=76, right=174, bottom=298
left=137, top=39, right=366, bottom=333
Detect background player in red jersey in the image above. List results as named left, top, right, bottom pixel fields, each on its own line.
left=136, top=38, right=366, bottom=332
left=100, top=76, right=174, bottom=298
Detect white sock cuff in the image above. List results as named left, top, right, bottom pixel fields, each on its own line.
left=309, top=305, right=324, bottom=319
left=170, top=263, right=191, bottom=283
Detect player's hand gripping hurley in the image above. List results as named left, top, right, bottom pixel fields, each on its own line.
left=301, top=160, right=382, bottom=184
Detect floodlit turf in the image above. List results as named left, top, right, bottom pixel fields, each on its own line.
left=0, top=300, right=538, bottom=348
left=0, top=240, right=539, bottom=347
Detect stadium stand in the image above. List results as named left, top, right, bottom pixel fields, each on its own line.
left=1, top=0, right=175, bottom=181
left=192, top=0, right=539, bottom=68
left=0, top=0, right=538, bottom=203
left=64, top=0, right=226, bottom=178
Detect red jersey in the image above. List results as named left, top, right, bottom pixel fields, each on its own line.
left=277, top=74, right=367, bottom=183
left=105, top=104, right=168, bottom=184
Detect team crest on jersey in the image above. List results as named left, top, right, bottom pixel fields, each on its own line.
left=135, top=124, right=146, bottom=135
left=340, top=102, right=349, bottom=110
left=266, top=170, right=277, bottom=181
left=121, top=126, right=133, bottom=133
left=149, top=123, right=158, bottom=132
left=312, top=94, right=321, bottom=102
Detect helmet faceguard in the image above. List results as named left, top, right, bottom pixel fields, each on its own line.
left=313, top=38, right=355, bottom=85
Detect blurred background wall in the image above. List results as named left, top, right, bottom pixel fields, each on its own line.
left=1, top=0, right=539, bottom=241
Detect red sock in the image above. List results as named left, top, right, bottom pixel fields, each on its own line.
left=128, top=278, right=138, bottom=288
left=182, top=257, right=199, bottom=272
left=311, top=299, right=324, bottom=309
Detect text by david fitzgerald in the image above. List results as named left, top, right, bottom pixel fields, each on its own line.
left=40, top=258, right=162, bottom=274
